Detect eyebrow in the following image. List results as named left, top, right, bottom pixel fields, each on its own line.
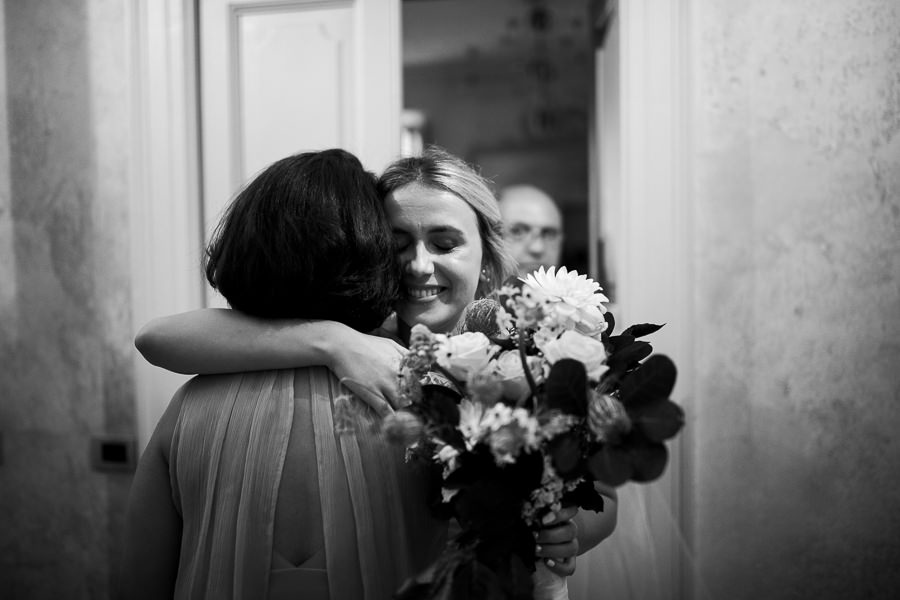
left=392, top=225, right=466, bottom=236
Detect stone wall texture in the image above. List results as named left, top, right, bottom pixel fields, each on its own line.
left=0, top=1, right=135, bottom=598
left=691, top=0, right=900, bottom=598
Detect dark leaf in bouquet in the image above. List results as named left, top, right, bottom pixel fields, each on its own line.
left=606, top=340, right=653, bottom=370
left=443, top=447, right=497, bottom=489
left=476, top=521, right=537, bottom=578
left=621, top=323, right=665, bottom=338
left=419, top=384, right=465, bottom=448
left=608, top=334, right=635, bottom=354
left=469, top=545, right=534, bottom=600
left=421, top=384, right=462, bottom=424
left=504, top=449, right=546, bottom=495
left=448, top=450, right=543, bottom=507
left=455, top=501, right=529, bottom=552
left=504, top=553, right=538, bottom=600
left=449, top=559, right=506, bottom=600
left=632, top=398, right=685, bottom=442
left=544, top=359, right=588, bottom=416
left=548, top=432, right=582, bottom=477
left=629, top=440, right=669, bottom=482
left=394, top=545, right=474, bottom=600
left=563, top=479, right=606, bottom=513
left=587, top=445, right=633, bottom=487
left=444, top=460, right=521, bottom=518
left=603, top=311, right=615, bottom=338
left=618, top=355, right=677, bottom=407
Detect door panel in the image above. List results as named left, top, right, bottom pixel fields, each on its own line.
left=131, top=0, right=400, bottom=445
left=199, top=0, right=401, bottom=304
left=238, top=9, right=354, bottom=179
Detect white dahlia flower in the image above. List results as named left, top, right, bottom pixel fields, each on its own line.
left=520, top=266, right=609, bottom=336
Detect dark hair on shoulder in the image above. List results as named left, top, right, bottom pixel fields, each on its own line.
left=204, top=149, right=399, bottom=331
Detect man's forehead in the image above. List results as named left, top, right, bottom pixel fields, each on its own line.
left=501, top=198, right=561, bottom=225
left=499, top=187, right=561, bottom=220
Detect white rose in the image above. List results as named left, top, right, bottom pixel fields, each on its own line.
left=540, top=330, right=608, bottom=380
left=435, top=331, right=495, bottom=381
left=494, top=350, right=542, bottom=401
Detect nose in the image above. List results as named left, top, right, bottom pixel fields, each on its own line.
left=405, top=241, right=434, bottom=276
left=526, top=235, right=546, bottom=257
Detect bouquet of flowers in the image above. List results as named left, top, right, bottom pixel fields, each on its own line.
left=384, top=267, right=684, bottom=600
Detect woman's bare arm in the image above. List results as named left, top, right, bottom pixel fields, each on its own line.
left=534, top=483, right=618, bottom=576
left=573, top=482, right=618, bottom=554
left=116, top=389, right=186, bottom=600
left=135, top=309, right=406, bottom=414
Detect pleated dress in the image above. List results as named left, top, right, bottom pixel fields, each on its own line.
left=168, top=367, right=446, bottom=599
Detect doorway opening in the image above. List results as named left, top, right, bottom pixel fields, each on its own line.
left=401, top=0, right=595, bottom=278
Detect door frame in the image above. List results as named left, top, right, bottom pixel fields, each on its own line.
left=593, top=0, right=695, bottom=596
left=127, top=0, right=202, bottom=448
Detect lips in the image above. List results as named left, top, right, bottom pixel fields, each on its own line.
left=404, top=285, right=446, bottom=300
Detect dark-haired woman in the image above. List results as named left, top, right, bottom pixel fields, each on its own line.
left=119, top=149, right=445, bottom=600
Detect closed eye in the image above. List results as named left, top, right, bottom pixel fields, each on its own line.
left=431, top=235, right=460, bottom=252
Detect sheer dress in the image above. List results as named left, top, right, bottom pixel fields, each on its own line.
left=169, top=367, right=446, bottom=599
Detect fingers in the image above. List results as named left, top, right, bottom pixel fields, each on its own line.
left=381, top=380, right=402, bottom=410
left=534, top=506, right=580, bottom=575
left=343, top=381, right=394, bottom=418
left=535, top=534, right=579, bottom=564
left=535, top=519, right=578, bottom=547
left=541, top=555, right=576, bottom=577
left=540, top=505, right=578, bottom=526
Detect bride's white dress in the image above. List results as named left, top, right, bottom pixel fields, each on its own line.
left=568, top=483, right=682, bottom=600
left=534, top=561, right=570, bottom=599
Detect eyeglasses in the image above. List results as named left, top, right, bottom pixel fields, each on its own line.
left=505, top=223, right=562, bottom=244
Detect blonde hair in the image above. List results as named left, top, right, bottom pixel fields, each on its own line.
left=378, top=146, right=516, bottom=296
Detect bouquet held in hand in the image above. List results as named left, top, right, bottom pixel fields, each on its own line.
left=384, top=267, right=685, bottom=600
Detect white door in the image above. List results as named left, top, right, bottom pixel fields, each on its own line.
left=130, top=0, right=402, bottom=447
left=199, top=0, right=402, bottom=305
left=199, top=0, right=401, bottom=247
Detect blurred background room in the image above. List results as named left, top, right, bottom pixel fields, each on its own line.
left=1, top=0, right=898, bottom=598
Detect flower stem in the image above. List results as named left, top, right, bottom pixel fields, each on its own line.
left=517, top=329, right=539, bottom=409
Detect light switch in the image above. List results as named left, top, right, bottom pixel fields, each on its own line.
left=90, top=436, right=136, bottom=473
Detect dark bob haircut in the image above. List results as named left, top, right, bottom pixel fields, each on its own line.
left=204, top=149, right=399, bottom=332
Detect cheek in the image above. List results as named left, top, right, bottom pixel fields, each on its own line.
left=457, top=252, right=483, bottom=295
left=440, top=255, right=477, bottom=293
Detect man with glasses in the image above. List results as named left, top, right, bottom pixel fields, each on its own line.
left=498, top=184, right=564, bottom=278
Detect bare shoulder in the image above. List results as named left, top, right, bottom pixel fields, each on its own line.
left=145, top=381, right=192, bottom=464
